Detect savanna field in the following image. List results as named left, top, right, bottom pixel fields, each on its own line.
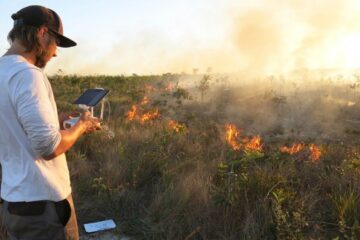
left=3, top=72, right=360, bottom=239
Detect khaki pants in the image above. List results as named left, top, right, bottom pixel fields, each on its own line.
left=0, top=195, right=79, bottom=240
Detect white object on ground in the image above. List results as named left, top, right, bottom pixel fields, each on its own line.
left=84, top=219, right=116, bottom=233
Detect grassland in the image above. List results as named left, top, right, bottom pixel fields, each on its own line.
left=3, top=72, right=360, bottom=239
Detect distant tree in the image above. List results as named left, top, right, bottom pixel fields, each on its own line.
left=350, top=74, right=360, bottom=102
left=57, top=69, right=64, bottom=75
left=197, top=74, right=211, bottom=102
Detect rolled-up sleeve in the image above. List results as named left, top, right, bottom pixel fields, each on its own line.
left=9, top=68, right=61, bottom=158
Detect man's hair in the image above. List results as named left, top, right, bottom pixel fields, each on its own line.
left=7, top=24, right=42, bottom=54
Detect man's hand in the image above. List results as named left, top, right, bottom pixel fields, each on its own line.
left=59, top=111, right=80, bottom=130
left=43, top=111, right=102, bottom=160
left=78, top=111, right=102, bottom=134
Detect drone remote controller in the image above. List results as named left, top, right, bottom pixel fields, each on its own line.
left=63, top=88, right=109, bottom=129
left=63, top=116, right=80, bottom=129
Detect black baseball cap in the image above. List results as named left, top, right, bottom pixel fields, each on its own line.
left=11, top=5, right=77, bottom=48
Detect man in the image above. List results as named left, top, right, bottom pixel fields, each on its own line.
left=0, top=5, right=100, bottom=240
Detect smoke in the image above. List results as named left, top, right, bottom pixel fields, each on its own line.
left=47, top=31, right=241, bottom=76
left=192, top=76, right=357, bottom=143
left=231, top=0, right=360, bottom=75
left=232, top=8, right=289, bottom=75
left=45, top=0, right=360, bottom=76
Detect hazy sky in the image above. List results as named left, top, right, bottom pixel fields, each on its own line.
left=1, top=1, right=360, bottom=76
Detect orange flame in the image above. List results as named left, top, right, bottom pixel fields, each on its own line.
left=281, top=143, right=305, bottom=154
left=140, top=109, right=160, bottom=124
left=225, top=124, right=241, bottom=150
left=280, top=143, right=321, bottom=162
left=168, top=120, right=186, bottom=133
left=126, top=105, right=137, bottom=121
left=244, top=135, right=262, bottom=152
left=141, top=96, right=149, bottom=105
left=309, top=144, right=321, bottom=162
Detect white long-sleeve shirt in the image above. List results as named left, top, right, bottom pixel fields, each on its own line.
left=0, top=55, right=71, bottom=202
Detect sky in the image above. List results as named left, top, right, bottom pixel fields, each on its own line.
left=1, top=0, right=360, bottom=76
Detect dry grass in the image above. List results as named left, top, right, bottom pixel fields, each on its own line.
left=2, top=73, right=360, bottom=239
left=64, top=74, right=360, bottom=239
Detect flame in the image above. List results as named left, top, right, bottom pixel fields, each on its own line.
left=126, top=101, right=161, bottom=124
left=168, top=120, right=181, bottom=132
left=309, top=144, right=322, bottom=162
left=281, top=143, right=305, bottom=154
left=280, top=143, right=321, bottom=162
left=225, top=124, right=242, bottom=150
left=140, top=109, right=160, bottom=124
left=141, top=96, right=149, bottom=105
left=168, top=120, right=186, bottom=133
left=244, top=135, right=262, bottom=152
left=126, top=105, right=137, bottom=121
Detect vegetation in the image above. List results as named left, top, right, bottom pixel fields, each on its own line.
left=3, top=72, right=360, bottom=239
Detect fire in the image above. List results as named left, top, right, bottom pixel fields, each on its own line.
left=126, top=105, right=137, bottom=121
left=141, top=96, right=149, bottom=105
left=225, top=124, right=241, bottom=151
left=280, top=143, right=322, bottom=162
left=140, top=109, right=160, bottom=124
left=126, top=99, right=160, bottom=124
left=169, top=120, right=181, bottom=132
left=309, top=144, right=322, bottom=162
left=244, top=135, right=262, bottom=152
left=225, top=124, right=263, bottom=152
left=281, top=143, right=305, bottom=154
left=168, top=120, right=186, bottom=133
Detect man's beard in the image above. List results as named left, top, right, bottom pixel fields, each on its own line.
left=34, top=49, right=49, bottom=69
left=34, top=40, right=52, bottom=69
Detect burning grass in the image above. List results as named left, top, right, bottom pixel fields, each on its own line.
left=36, top=73, right=360, bottom=239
